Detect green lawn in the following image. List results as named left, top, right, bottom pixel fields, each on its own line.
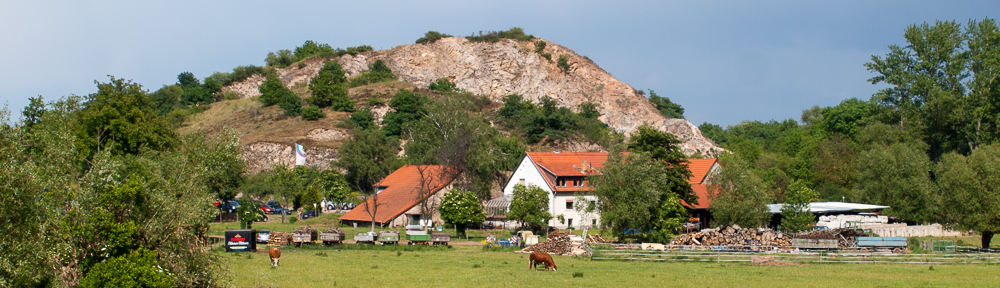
left=222, top=245, right=998, bottom=287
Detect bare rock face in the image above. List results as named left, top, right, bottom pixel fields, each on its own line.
left=224, top=37, right=723, bottom=156
left=242, top=142, right=340, bottom=174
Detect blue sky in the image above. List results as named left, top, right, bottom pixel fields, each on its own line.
left=1, top=1, right=996, bottom=126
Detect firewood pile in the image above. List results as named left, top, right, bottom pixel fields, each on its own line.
left=792, top=229, right=866, bottom=248
left=519, top=235, right=571, bottom=255
left=268, top=232, right=293, bottom=246
left=586, top=234, right=615, bottom=244
left=669, top=225, right=792, bottom=247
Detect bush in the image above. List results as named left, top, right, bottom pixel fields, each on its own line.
left=348, top=60, right=397, bottom=88
left=277, top=90, right=302, bottom=116
left=289, top=217, right=298, bottom=224
left=265, top=49, right=295, bottom=68
left=78, top=248, right=173, bottom=288
left=428, top=78, right=456, bottom=92
left=367, top=95, right=386, bottom=106
left=466, top=27, right=535, bottom=43
left=258, top=74, right=286, bottom=106
left=557, top=55, right=570, bottom=73
left=309, top=61, right=353, bottom=111
left=416, top=31, right=453, bottom=44
left=535, top=40, right=551, bottom=61
left=301, top=107, right=326, bottom=120
left=350, top=109, right=376, bottom=130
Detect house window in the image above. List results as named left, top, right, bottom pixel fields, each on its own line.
left=566, top=200, right=573, bottom=209
left=573, top=179, right=579, bottom=187
left=519, top=179, right=525, bottom=185
left=590, top=201, right=596, bottom=209
left=557, top=178, right=566, bottom=187
left=567, top=219, right=573, bottom=228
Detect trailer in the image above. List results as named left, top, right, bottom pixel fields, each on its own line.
left=319, top=231, right=346, bottom=246
left=405, top=225, right=432, bottom=245
left=354, top=232, right=376, bottom=245
left=856, top=237, right=907, bottom=253
left=431, top=232, right=451, bottom=246
left=378, top=231, right=400, bottom=245
left=292, top=232, right=315, bottom=247
left=791, top=238, right=840, bottom=251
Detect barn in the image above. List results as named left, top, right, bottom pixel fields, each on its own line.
left=339, top=165, right=457, bottom=228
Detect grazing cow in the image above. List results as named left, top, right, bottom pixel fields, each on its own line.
left=268, top=246, right=281, bottom=267
left=529, top=251, right=557, bottom=271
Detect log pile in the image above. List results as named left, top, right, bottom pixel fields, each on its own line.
left=792, top=229, right=866, bottom=248
left=322, top=227, right=345, bottom=234
left=268, top=231, right=293, bottom=246
left=586, top=234, right=615, bottom=244
left=669, top=225, right=792, bottom=247
left=519, top=235, right=571, bottom=255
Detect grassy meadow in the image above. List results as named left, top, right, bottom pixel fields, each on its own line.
left=221, top=245, right=998, bottom=287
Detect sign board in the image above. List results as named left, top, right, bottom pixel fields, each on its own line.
left=225, top=229, right=257, bottom=252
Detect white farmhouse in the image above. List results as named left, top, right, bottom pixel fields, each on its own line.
left=496, top=152, right=720, bottom=230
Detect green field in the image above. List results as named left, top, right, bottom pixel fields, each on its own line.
left=221, top=245, right=999, bottom=287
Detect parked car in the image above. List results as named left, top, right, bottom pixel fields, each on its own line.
left=302, top=210, right=318, bottom=219
left=222, top=200, right=240, bottom=213
left=256, top=230, right=271, bottom=244
left=255, top=201, right=273, bottom=214
left=266, top=201, right=290, bottom=215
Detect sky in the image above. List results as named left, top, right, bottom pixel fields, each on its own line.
left=1, top=1, right=996, bottom=127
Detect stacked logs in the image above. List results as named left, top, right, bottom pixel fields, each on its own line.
left=586, top=234, right=615, bottom=244
left=670, top=225, right=792, bottom=247
left=268, top=232, right=293, bottom=246
left=793, top=229, right=866, bottom=249
left=519, top=235, right=571, bottom=255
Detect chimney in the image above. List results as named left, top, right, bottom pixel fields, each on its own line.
left=581, top=160, right=587, bottom=173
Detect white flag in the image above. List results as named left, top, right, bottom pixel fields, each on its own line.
left=295, top=143, right=306, bottom=166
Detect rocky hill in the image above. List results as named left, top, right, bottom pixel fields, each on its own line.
left=216, top=37, right=722, bottom=171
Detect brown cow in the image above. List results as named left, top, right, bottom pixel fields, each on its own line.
left=529, top=251, right=557, bottom=271
left=269, top=246, right=281, bottom=267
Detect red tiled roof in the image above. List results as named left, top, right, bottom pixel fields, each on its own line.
left=524, top=152, right=719, bottom=207
left=339, top=165, right=456, bottom=223
left=526, top=152, right=608, bottom=192
left=682, top=184, right=713, bottom=209
left=687, top=158, right=718, bottom=184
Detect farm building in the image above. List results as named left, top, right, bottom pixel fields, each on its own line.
left=494, top=152, right=720, bottom=229
left=339, top=165, right=457, bottom=228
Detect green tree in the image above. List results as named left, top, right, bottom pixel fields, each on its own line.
left=382, top=89, right=429, bottom=136
left=854, top=142, right=935, bottom=222
left=779, top=180, right=818, bottom=233
left=186, top=128, right=246, bottom=201
left=236, top=197, right=266, bottom=229
left=336, top=127, right=400, bottom=231
left=299, top=185, right=323, bottom=214
left=708, top=153, right=773, bottom=228
left=507, top=184, right=552, bottom=231
left=257, top=74, right=285, bottom=106
left=149, top=85, right=183, bottom=115
left=590, top=151, right=689, bottom=242
left=77, top=76, right=178, bottom=158
left=626, top=124, right=697, bottom=204
left=958, top=18, right=1000, bottom=151
left=648, top=90, right=685, bottom=119
left=937, top=144, right=1000, bottom=249
left=265, top=49, right=295, bottom=68
left=177, top=71, right=199, bottom=89
left=439, top=189, right=486, bottom=237
left=21, top=95, right=45, bottom=127
left=865, top=20, right=968, bottom=161
left=308, top=60, right=353, bottom=111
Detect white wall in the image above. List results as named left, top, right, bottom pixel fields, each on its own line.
left=502, top=155, right=600, bottom=229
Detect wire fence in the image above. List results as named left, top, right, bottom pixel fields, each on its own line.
left=587, top=243, right=1000, bottom=265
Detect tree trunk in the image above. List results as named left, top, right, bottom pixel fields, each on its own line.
left=982, top=231, right=994, bottom=251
